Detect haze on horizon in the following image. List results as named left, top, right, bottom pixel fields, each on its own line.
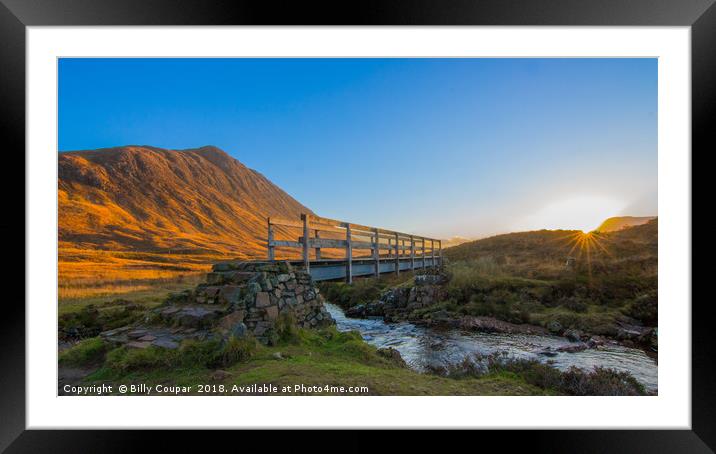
left=59, top=58, right=657, bottom=239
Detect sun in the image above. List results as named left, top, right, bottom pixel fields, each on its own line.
left=520, top=195, right=626, bottom=233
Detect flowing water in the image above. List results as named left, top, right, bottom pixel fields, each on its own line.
left=325, top=303, right=658, bottom=392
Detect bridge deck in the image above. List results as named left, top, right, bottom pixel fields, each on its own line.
left=283, top=256, right=439, bottom=281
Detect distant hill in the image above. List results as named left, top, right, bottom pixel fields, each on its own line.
left=441, top=236, right=474, bottom=248
left=596, top=216, right=656, bottom=233
left=444, top=219, right=657, bottom=280
left=59, top=145, right=313, bottom=284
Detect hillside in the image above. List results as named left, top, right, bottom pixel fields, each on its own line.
left=444, top=219, right=658, bottom=281
left=59, top=145, right=312, bottom=288
left=422, top=219, right=659, bottom=340
left=596, top=216, right=656, bottom=232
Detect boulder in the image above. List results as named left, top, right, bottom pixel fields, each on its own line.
left=537, top=347, right=558, bottom=357
left=230, top=322, right=247, bottom=339
left=556, top=343, right=588, bottom=353
left=377, top=347, right=408, bottom=368
left=211, top=370, right=233, bottom=381
left=547, top=320, right=563, bottom=334
left=152, top=338, right=179, bottom=349
left=346, top=304, right=366, bottom=318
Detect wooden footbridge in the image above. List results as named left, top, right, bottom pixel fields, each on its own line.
left=267, top=214, right=442, bottom=283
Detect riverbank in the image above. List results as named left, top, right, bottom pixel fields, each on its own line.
left=319, top=265, right=658, bottom=355
left=326, top=303, right=657, bottom=392
left=59, top=326, right=557, bottom=396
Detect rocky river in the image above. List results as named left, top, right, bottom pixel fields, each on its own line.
left=325, top=303, right=658, bottom=392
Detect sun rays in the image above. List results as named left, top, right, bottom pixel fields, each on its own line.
left=563, top=230, right=614, bottom=283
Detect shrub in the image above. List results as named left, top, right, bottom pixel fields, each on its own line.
left=274, top=312, right=300, bottom=344
left=59, top=337, right=107, bottom=367
left=213, top=335, right=257, bottom=368
left=432, top=352, right=646, bottom=395
left=627, top=292, right=658, bottom=326
left=561, top=366, right=646, bottom=396
left=178, top=338, right=222, bottom=367
left=59, top=305, right=102, bottom=339
left=559, top=297, right=589, bottom=313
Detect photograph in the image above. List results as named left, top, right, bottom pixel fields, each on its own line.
left=57, top=57, right=659, bottom=397
left=4, top=0, right=707, bottom=443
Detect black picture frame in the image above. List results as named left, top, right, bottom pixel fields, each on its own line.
left=1, top=0, right=708, bottom=451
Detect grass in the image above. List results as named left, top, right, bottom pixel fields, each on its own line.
left=73, top=326, right=552, bottom=396
left=439, top=257, right=655, bottom=335
left=59, top=337, right=108, bottom=367
left=59, top=273, right=203, bottom=316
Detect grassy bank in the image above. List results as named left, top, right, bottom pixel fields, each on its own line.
left=441, top=221, right=658, bottom=336
left=59, top=274, right=203, bottom=316
left=60, top=326, right=553, bottom=396
left=440, top=259, right=656, bottom=337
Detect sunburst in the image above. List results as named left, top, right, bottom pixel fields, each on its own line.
left=563, top=230, right=613, bottom=283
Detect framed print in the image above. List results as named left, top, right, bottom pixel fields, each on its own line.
left=2, top=0, right=710, bottom=450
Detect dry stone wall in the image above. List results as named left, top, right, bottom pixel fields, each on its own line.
left=101, top=261, right=334, bottom=348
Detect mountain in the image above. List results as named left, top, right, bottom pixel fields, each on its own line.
left=596, top=216, right=656, bottom=233
left=59, top=145, right=312, bottom=284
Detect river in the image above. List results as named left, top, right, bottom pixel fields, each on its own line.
left=325, top=303, right=658, bottom=392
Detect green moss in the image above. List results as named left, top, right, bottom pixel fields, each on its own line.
left=105, top=345, right=179, bottom=372
left=59, top=337, right=108, bottom=367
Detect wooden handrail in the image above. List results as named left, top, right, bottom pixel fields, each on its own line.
left=269, top=214, right=440, bottom=242
left=267, top=213, right=442, bottom=283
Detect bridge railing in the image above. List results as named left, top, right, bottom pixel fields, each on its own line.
left=267, top=213, right=442, bottom=283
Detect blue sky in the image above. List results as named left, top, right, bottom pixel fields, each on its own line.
left=59, top=58, right=657, bottom=238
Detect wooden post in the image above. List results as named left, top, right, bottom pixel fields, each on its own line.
left=301, top=213, right=310, bottom=272
left=314, top=229, right=321, bottom=260
left=410, top=235, right=415, bottom=270
left=431, top=239, right=436, bottom=268
left=394, top=232, right=400, bottom=275
left=373, top=228, right=380, bottom=277
left=421, top=238, right=426, bottom=269
left=438, top=240, right=442, bottom=267
left=267, top=217, right=275, bottom=261
left=345, top=223, right=353, bottom=283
